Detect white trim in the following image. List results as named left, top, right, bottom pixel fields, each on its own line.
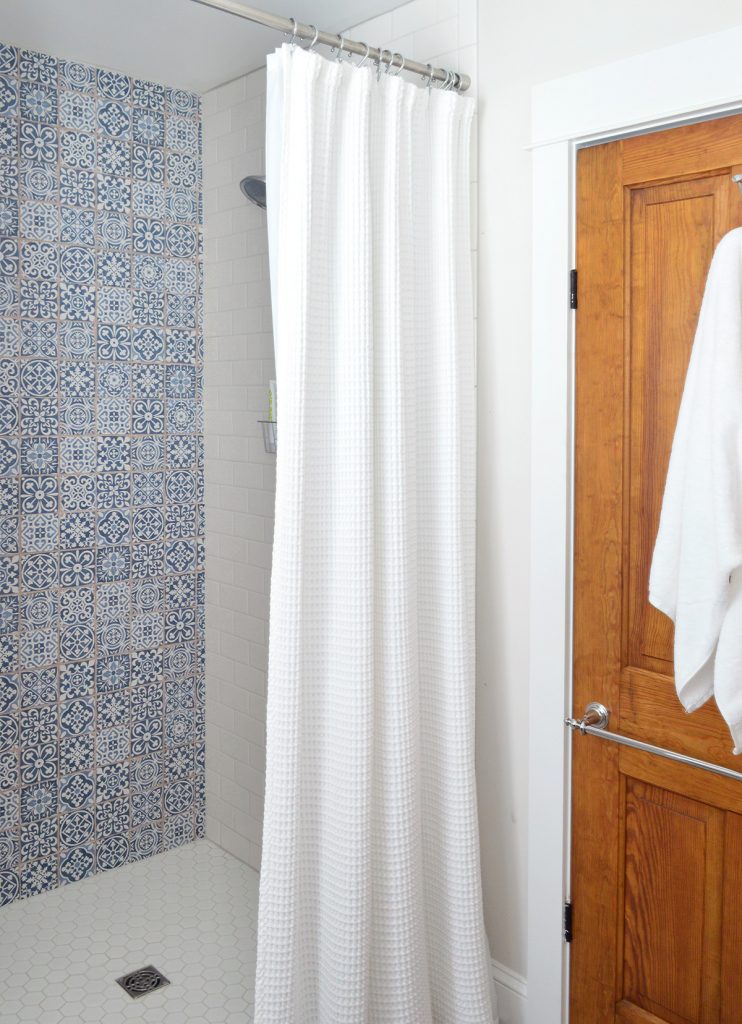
left=528, top=23, right=742, bottom=1024
left=492, top=958, right=527, bottom=1024
left=532, top=24, right=742, bottom=147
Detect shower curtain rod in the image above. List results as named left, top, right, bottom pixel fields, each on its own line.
left=189, top=0, right=471, bottom=91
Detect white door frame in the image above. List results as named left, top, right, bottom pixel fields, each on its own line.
left=527, top=24, right=742, bottom=1024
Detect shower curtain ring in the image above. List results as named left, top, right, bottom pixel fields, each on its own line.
left=287, top=17, right=299, bottom=47
left=335, top=35, right=345, bottom=61
left=390, top=52, right=405, bottom=76
left=305, top=25, right=320, bottom=50
left=425, top=64, right=434, bottom=93
left=357, top=42, right=371, bottom=68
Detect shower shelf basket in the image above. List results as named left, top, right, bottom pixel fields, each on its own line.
left=258, top=420, right=277, bottom=455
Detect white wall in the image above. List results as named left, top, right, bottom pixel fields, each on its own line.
left=475, top=0, right=742, bottom=989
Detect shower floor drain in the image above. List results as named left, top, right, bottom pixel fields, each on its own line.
left=116, top=965, right=170, bottom=999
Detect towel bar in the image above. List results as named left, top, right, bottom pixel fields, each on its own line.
left=565, top=702, right=742, bottom=783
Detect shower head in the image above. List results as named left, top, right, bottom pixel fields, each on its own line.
left=240, top=175, right=266, bottom=210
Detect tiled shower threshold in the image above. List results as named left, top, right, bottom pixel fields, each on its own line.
left=0, top=839, right=259, bottom=1023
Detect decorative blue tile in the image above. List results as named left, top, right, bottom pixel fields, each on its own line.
left=19, top=742, right=57, bottom=784
left=20, top=51, right=57, bottom=86
left=0, top=44, right=18, bottom=74
left=0, top=79, right=17, bottom=118
left=98, top=176, right=130, bottom=213
left=20, top=668, right=55, bottom=706
left=59, top=625, right=95, bottom=663
left=60, top=206, right=94, bottom=246
left=21, top=781, right=56, bottom=821
left=59, top=771, right=94, bottom=809
left=60, top=129, right=96, bottom=169
left=99, top=138, right=130, bottom=176
left=60, top=61, right=95, bottom=92
left=20, top=819, right=57, bottom=864
left=58, top=663, right=91, bottom=704
left=0, top=197, right=18, bottom=235
left=133, top=108, right=164, bottom=146
left=20, top=163, right=57, bottom=201
left=1, top=42, right=202, bottom=905
left=59, top=844, right=94, bottom=883
left=132, top=80, right=164, bottom=111
left=59, top=734, right=94, bottom=774
left=0, top=155, right=18, bottom=198
left=97, top=100, right=130, bottom=139
left=132, top=144, right=164, bottom=182
left=20, top=83, right=57, bottom=123
left=96, top=833, right=129, bottom=870
left=97, top=70, right=130, bottom=101
left=19, top=201, right=58, bottom=239
left=59, top=90, right=96, bottom=132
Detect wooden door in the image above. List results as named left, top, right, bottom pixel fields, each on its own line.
left=572, top=115, right=742, bottom=1023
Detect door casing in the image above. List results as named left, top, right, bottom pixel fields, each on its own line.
left=528, top=25, right=742, bottom=1024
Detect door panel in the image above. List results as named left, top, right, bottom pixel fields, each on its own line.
left=626, top=177, right=721, bottom=674
left=572, top=116, right=742, bottom=1023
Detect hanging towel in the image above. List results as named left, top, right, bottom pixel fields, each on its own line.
left=650, top=227, right=742, bottom=753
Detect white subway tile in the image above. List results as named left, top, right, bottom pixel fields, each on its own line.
left=391, top=0, right=438, bottom=39
left=415, top=18, right=458, bottom=62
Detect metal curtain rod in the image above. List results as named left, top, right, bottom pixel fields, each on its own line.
left=189, top=0, right=471, bottom=91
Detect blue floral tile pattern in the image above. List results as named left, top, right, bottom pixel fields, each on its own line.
left=0, top=42, right=203, bottom=906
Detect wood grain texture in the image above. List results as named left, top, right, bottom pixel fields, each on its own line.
left=622, top=780, right=722, bottom=1023
left=623, top=113, right=742, bottom=186
left=720, top=815, right=742, bottom=1023
left=573, top=115, right=742, bottom=1024
left=621, top=669, right=742, bottom=773
left=572, top=138, right=626, bottom=1024
left=616, top=1002, right=682, bottom=1024
left=625, top=178, right=721, bottom=673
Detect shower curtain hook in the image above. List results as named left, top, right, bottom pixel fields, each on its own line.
left=287, top=17, right=299, bottom=47
left=305, top=24, right=320, bottom=50
left=426, top=64, right=434, bottom=93
left=335, top=34, right=345, bottom=61
left=356, top=42, right=371, bottom=68
left=390, top=52, right=405, bottom=76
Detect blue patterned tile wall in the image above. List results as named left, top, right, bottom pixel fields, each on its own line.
left=0, top=43, right=204, bottom=905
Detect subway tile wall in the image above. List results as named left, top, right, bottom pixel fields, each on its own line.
left=202, top=0, right=478, bottom=870
left=0, top=43, right=205, bottom=906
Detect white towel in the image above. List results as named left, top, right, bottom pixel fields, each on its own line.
left=650, top=227, right=742, bottom=753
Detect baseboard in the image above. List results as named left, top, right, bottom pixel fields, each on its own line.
left=492, top=958, right=527, bottom=1024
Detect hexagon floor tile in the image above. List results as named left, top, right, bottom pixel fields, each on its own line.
left=0, top=840, right=259, bottom=1023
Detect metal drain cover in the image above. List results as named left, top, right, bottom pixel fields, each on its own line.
left=116, top=965, right=170, bottom=999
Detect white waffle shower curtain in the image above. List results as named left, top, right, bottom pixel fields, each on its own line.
left=257, top=44, right=496, bottom=1024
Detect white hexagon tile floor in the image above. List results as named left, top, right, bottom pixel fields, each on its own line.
left=0, top=839, right=259, bottom=1023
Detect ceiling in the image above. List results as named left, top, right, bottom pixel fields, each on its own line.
left=0, top=0, right=398, bottom=93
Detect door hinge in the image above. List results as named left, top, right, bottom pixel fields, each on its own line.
left=563, top=900, right=573, bottom=943
left=569, top=269, right=578, bottom=310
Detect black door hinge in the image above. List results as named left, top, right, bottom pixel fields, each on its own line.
left=569, top=269, right=578, bottom=310
left=564, top=901, right=573, bottom=943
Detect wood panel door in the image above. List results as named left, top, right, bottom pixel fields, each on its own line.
left=572, top=115, right=742, bottom=1024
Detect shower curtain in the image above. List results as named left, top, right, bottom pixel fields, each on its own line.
left=256, top=44, right=495, bottom=1024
